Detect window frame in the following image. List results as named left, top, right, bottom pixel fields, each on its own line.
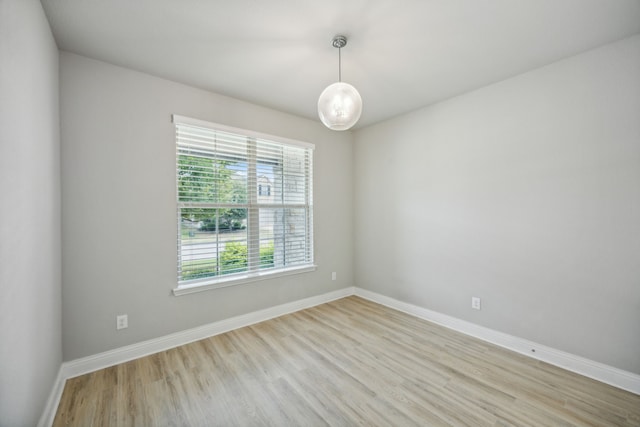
left=172, top=115, right=315, bottom=296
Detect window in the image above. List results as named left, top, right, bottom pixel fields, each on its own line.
left=173, top=115, right=314, bottom=295
left=258, top=184, right=270, bottom=196
left=258, top=177, right=272, bottom=197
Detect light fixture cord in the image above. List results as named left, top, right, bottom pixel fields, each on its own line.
left=338, top=46, right=342, bottom=82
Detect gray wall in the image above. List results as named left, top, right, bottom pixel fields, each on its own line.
left=0, top=0, right=62, bottom=425
left=354, top=35, right=640, bottom=374
left=60, top=52, right=353, bottom=360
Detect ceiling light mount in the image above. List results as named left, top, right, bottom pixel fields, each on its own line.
left=317, top=34, right=362, bottom=131
left=332, top=35, right=347, bottom=49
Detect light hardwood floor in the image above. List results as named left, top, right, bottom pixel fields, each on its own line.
left=53, top=296, right=640, bottom=426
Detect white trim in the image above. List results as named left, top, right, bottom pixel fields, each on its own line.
left=42, top=285, right=640, bottom=425
left=61, top=287, right=354, bottom=380
left=37, top=366, right=65, bottom=427
left=173, top=265, right=317, bottom=296
left=353, top=287, right=640, bottom=395
left=172, top=114, right=315, bottom=150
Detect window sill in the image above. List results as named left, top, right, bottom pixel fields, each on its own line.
left=172, top=265, right=317, bottom=296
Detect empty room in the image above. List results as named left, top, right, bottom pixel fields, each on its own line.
left=1, top=0, right=640, bottom=425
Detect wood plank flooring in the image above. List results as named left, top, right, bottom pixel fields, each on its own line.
left=53, top=296, right=640, bottom=426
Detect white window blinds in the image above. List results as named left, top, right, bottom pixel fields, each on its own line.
left=174, top=115, right=314, bottom=292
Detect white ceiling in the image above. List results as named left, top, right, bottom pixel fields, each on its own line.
left=41, top=0, right=640, bottom=129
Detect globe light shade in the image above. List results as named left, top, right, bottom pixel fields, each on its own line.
left=317, top=82, right=363, bottom=131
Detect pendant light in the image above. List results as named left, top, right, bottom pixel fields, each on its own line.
left=317, top=35, right=362, bottom=131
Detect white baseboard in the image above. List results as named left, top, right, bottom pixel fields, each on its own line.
left=37, top=366, right=65, bottom=427
left=62, top=286, right=355, bottom=379
left=41, top=285, right=639, bottom=425
left=354, top=287, right=640, bottom=395
left=40, top=287, right=354, bottom=426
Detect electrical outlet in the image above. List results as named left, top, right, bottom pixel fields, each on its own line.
left=116, top=314, right=128, bottom=330
left=331, top=272, right=337, bottom=281
left=471, top=297, right=481, bottom=310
